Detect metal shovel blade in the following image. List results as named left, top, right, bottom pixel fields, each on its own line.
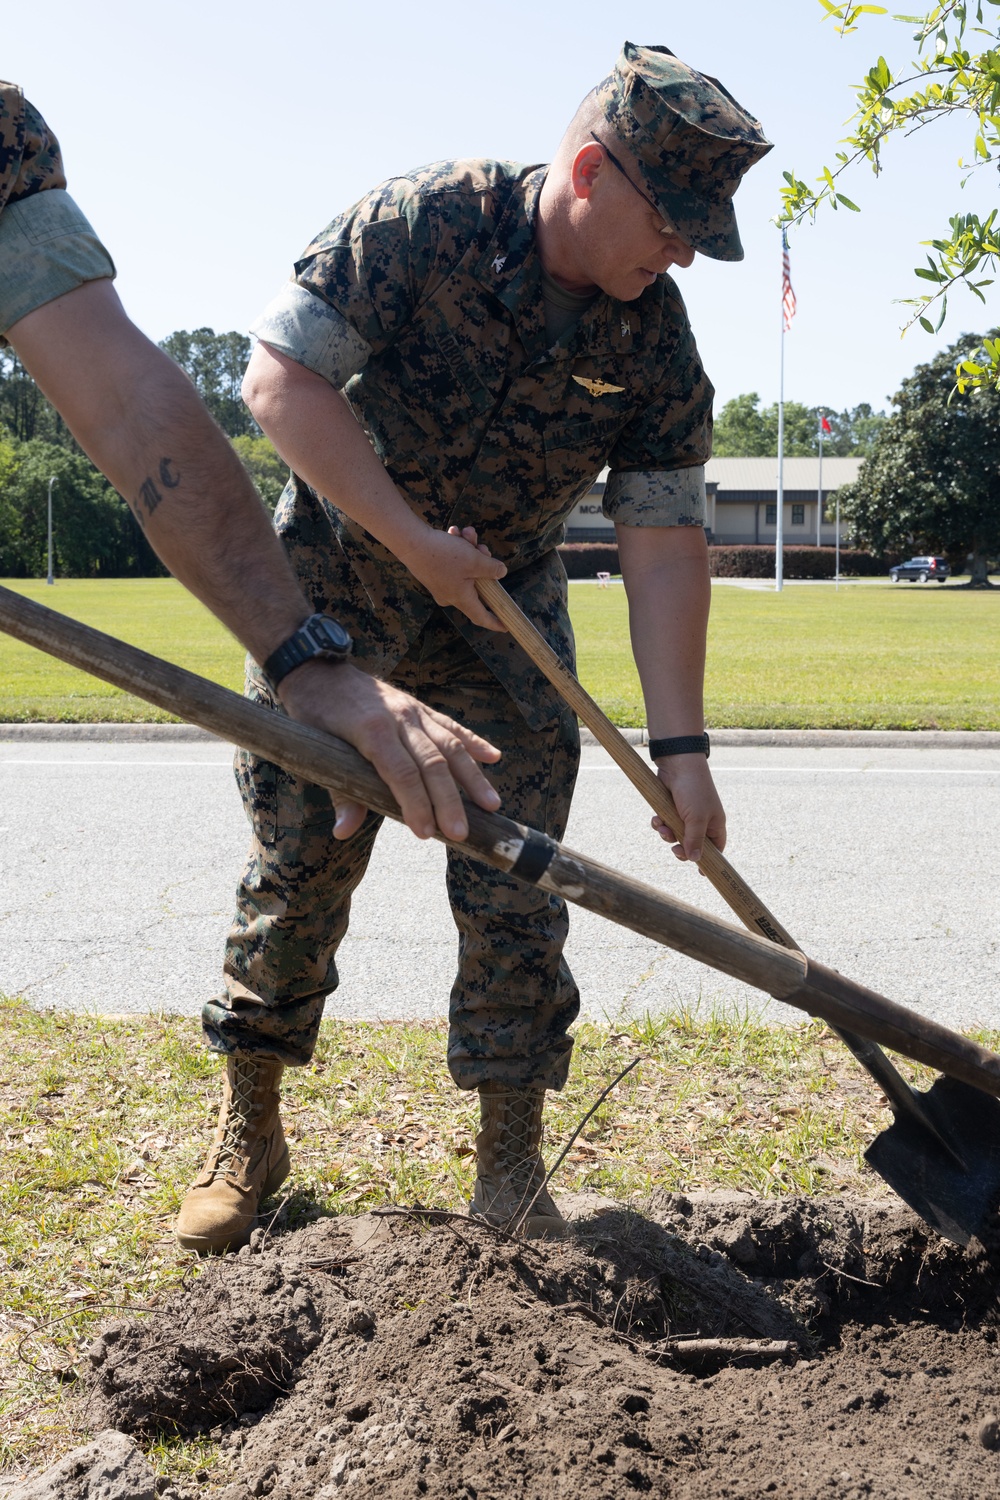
left=865, top=1075, right=1000, bottom=1247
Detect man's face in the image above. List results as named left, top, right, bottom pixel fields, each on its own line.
left=568, top=143, right=696, bottom=301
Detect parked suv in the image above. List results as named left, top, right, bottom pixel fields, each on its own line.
left=889, top=556, right=950, bottom=583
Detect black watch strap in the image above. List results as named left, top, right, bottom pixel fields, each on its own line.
left=648, top=733, right=711, bottom=761
left=262, top=613, right=352, bottom=690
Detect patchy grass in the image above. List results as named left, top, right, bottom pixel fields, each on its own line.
left=4, top=992, right=982, bottom=1486
left=2, top=576, right=999, bottom=729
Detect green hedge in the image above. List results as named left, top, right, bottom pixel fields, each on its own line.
left=708, top=545, right=888, bottom=578
left=558, top=542, right=887, bottom=580
left=558, top=543, right=622, bottom=578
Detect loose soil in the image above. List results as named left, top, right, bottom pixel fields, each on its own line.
left=81, top=1193, right=1000, bottom=1499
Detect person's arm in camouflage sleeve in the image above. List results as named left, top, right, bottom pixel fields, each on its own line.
left=605, top=322, right=726, bottom=867
left=7, top=279, right=502, bottom=843
left=242, top=343, right=507, bottom=632
left=244, top=182, right=507, bottom=633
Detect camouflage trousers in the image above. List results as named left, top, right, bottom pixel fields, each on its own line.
left=202, top=609, right=581, bottom=1090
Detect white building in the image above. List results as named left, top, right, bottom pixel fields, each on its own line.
left=565, top=455, right=862, bottom=546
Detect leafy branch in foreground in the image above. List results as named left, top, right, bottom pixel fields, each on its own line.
left=778, top=2, right=1000, bottom=384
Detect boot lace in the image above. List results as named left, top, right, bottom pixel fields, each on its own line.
left=491, top=1088, right=546, bottom=1219
left=215, top=1056, right=262, bottom=1174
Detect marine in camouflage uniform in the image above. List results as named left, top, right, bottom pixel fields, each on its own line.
left=0, top=82, right=115, bottom=337
left=173, top=42, right=773, bottom=1250
left=205, top=43, right=772, bottom=1097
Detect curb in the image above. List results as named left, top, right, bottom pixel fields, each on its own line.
left=0, top=722, right=221, bottom=742
left=3, top=722, right=1000, bottom=750
left=580, top=728, right=1000, bottom=750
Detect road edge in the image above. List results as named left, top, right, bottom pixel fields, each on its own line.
left=2, top=722, right=1000, bottom=749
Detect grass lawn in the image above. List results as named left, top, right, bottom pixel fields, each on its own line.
left=0, top=579, right=245, bottom=722
left=0, top=995, right=911, bottom=1479
left=574, top=578, right=1000, bottom=729
left=1, top=576, right=998, bottom=728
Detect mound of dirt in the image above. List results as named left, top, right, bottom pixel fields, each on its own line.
left=82, top=1195, right=1000, bottom=1499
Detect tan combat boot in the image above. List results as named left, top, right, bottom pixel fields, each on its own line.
left=470, top=1081, right=567, bottom=1238
left=175, top=1055, right=289, bottom=1254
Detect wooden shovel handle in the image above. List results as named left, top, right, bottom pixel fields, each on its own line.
left=477, top=576, right=799, bottom=951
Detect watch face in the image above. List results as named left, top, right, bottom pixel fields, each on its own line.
left=307, top=616, right=352, bottom=656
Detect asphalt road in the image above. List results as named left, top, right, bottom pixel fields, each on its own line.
left=2, top=737, right=998, bottom=1035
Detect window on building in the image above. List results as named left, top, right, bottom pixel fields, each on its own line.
left=765, top=503, right=776, bottom=524
left=792, top=503, right=804, bottom=526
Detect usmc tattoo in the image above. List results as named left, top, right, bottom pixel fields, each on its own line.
left=135, top=459, right=180, bottom=520
left=136, top=477, right=162, bottom=517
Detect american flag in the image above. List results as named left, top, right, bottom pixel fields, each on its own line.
left=781, top=230, right=797, bottom=331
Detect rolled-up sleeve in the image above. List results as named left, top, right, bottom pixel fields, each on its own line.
left=0, top=188, right=115, bottom=336
left=604, top=283, right=714, bottom=527
left=603, top=464, right=707, bottom=526
left=250, top=280, right=373, bottom=389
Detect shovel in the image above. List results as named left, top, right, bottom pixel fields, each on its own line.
left=475, top=576, right=1000, bottom=1246
left=4, top=582, right=1000, bottom=1245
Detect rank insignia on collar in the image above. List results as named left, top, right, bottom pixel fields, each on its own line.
left=572, top=375, right=626, bottom=397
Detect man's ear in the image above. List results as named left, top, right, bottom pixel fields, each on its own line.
left=570, top=142, right=605, bottom=202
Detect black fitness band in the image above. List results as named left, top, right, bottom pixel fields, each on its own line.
left=648, top=734, right=711, bottom=761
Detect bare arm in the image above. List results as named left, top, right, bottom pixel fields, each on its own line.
left=242, top=341, right=507, bottom=631
left=7, top=279, right=502, bottom=841
left=616, top=522, right=726, bottom=863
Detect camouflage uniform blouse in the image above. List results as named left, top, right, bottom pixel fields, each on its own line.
left=252, top=159, right=714, bottom=727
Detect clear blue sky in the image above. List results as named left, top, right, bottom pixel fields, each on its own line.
left=7, top=0, right=996, bottom=414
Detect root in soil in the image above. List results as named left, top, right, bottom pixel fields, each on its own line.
left=73, top=1192, right=1000, bottom=1499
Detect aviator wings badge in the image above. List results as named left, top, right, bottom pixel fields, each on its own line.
left=572, top=376, right=625, bottom=397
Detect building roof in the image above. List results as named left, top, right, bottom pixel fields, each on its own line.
left=705, top=456, right=862, bottom=491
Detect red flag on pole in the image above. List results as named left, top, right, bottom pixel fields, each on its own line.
left=821, top=415, right=832, bottom=434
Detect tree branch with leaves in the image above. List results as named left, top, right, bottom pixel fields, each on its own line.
left=777, top=1, right=1000, bottom=386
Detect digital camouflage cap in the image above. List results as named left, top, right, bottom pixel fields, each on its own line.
left=594, top=42, right=772, bottom=262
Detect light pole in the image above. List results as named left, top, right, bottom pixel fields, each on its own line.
left=46, top=475, right=56, bottom=585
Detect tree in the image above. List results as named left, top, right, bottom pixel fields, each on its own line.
left=159, top=328, right=259, bottom=438
left=231, top=434, right=289, bottom=514
left=838, top=330, right=1000, bottom=584
left=0, top=438, right=165, bottom=579
left=0, top=346, right=74, bottom=445
left=779, top=2, right=1000, bottom=388
left=712, top=393, right=885, bottom=456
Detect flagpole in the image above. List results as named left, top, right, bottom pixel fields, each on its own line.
left=776, top=247, right=786, bottom=593
left=816, top=415, right=824, bottom=548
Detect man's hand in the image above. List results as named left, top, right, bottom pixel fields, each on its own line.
left=649, top=754, right=726, bottom=865
left=395, top=524, right=507, bottom=632
left=278, top=660, right=502, bottom=841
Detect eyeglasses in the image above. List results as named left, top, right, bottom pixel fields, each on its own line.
left=589, top=133, right=678, bottom=238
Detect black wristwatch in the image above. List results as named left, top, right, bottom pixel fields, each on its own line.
left=262, top=613, right=353, bottom=690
